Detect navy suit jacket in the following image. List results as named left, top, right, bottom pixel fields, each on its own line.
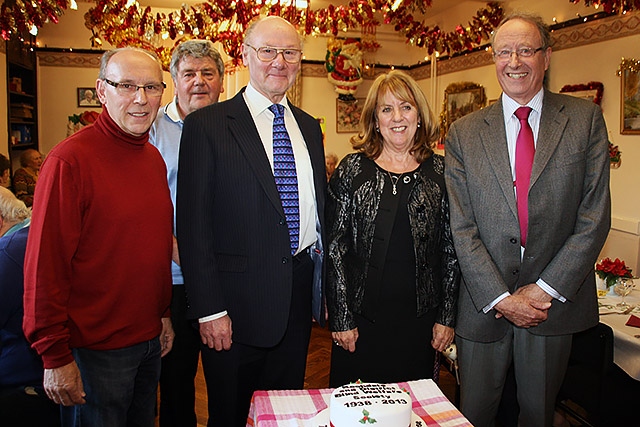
left=176, top=89, right=326, bottom=347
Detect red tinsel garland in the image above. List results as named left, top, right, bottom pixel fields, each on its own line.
left=81, top=1, right=506, bottom=69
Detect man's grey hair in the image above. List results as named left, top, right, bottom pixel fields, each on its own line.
left=170, top=40, right=225, bottom=80
left=0, top=187, right=30, bottom=223
left=98, top=47, right=162, bottom=80
left=491, top=12, right=552, bottom=50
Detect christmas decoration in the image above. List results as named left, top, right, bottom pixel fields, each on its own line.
left=326, top=38, right=364, bottom=100
left=0, top=0, right=68, bottom=40
left=596, top=257, right=633, bottom=289
left=3, top=0, right=639, bottom=70
left=81, top=0, right=506, bottom=71
left=608, top=141, right=622, bottom=168
left=570, top=0, right=640, bottom=14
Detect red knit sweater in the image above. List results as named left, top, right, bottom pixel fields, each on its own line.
left=23, top=110, right=173, bottom=369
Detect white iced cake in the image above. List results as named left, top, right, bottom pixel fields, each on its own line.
left=329, top=382, right=412, bottom=426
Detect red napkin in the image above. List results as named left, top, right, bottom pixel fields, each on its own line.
left=625, top=314, right=640, bottom=328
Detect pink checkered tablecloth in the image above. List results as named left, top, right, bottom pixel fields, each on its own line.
left=246, top=379, right=472, bottom=427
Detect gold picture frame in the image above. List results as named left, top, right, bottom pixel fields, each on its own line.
left=336, top=98, right=364, bottom=133
left=620, top=66, right=640, bottom=135
left=440, top=82, right=485, bottom=139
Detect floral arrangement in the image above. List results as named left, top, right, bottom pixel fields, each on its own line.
left=609, top=142, right=622, bottom=167
left=596, top=257, right=633, bottom=288
left=67, top=111, right=100, bottom=136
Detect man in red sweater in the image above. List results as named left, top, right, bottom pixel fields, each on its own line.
left=23, top=47, right=174, bottom=427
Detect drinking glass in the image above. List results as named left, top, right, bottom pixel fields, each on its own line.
left=613, top=277, right=635, bottom=308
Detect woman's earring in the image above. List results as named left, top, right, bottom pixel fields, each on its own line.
left=417, top=122, right=421, bottom=128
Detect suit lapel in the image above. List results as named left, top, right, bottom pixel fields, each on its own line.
left=480, top=101, right=518, bottom=219
left=226, top=90, right=284, bottom=216
left=531, top=91, right=568, bottom=187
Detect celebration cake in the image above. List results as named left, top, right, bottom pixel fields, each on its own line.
left=329, top=382, right=412, bottom=426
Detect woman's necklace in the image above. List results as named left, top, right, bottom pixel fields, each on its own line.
left=387, top=171, right=403, bottom=196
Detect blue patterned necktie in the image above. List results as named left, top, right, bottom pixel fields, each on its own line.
left=269, top=103, right=299, bottom=255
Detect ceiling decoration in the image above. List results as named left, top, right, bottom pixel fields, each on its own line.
left=1, top=0, right=638, bottom=70
left=80, top=0, right=505, bottom=69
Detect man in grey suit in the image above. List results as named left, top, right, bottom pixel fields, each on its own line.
left=444, top=12, right=610, bottom=427
left=176, top=16, right=325, bottom=427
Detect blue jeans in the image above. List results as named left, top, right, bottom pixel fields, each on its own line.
left=61, top=337, right=161, bottom=427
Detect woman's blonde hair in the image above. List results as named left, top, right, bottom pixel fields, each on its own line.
left=351, top=70, right=439, bottom=163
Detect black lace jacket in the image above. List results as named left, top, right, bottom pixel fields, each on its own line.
left=326, top=152, right=460, bottom=332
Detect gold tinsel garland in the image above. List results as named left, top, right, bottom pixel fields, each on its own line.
left=82, top=0, right=505, bottom=70
left=2, top=0, right=639, bottom=69
left=0, top=0, right=68, bottom=40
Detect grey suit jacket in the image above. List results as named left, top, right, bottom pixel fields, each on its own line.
left=444, top=90, right=610, bottom=342
left=176, top=89, right=326, bottom=347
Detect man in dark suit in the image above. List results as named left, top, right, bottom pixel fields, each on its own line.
left=176, top=16, right=325, bottom=427
left=444, top=12, right=610, bottom=427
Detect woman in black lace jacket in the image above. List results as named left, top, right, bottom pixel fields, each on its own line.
left=327, top=70, right=460, bottom=387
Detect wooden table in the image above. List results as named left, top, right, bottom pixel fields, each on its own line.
left=246, top=379, right=472, bottom=427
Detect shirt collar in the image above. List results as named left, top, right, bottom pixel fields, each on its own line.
left=4, top=217, right=30, bottom=237
left=501, top=88, right=544, bottom=121
left=163, top=97, right=183, bottom=124
left=244, top=82, right=290, bottom=117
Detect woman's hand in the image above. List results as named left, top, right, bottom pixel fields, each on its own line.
left=332, top=328, right=359, bottom=353
left=431, top=323, right=454, bottom=352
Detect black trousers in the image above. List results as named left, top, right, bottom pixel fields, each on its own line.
left=159, top=285, right=202, bottom=427
left=201, top=253, right=314, bottom=427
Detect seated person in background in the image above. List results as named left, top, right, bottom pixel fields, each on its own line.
left=13, top=149, right=42, bottom=207
left=0, top=154, right=10, bottom=188
left=0, top=186, right=60, bottom=426
left=325, top=152, right=338, bottom=182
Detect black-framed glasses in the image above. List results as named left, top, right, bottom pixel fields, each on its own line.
left=245, top=44, right=302, bottom=64
left=103, top=78, right=166, bottom=97
left=493, top=47, right=544, bottom=61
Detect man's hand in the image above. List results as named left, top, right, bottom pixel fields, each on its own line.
left=44, top=361, right=86, bottom=406
left=199, top=315, right=232, bottom=351
left=513, top=283, right=554, bottom=303
left=332, top=328, right=359, bottom=353
left=160, top=317, right=175, bottom=357
left=494, top=290, right=551, bottom=328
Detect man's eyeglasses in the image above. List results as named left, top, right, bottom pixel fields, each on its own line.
left=493, top=47, right=544, bottom=61
left=103, top=79, right=166, bottom=97
left=245, top=44, right=302, bottom=64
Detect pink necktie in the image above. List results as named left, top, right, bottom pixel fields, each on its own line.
left=515, top=106, right=534, bottom=247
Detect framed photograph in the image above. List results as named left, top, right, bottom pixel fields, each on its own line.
left=559, top=82, right=604, bottom=106
left=620, top=68, right=640, bottom=135
left=77, top=87, right=101, bottom=108
left=336, top=98, right=364, bottom=133
left=440, top=82, right=485, bottom=138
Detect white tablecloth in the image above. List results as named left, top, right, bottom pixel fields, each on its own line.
left=598, top=288, right=640, bottom=380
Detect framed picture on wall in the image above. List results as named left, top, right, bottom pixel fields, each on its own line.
left=559, top=82, right=604, bottom=106
left=336, top=98, right=364, bottom=133
left=440, top=82, right=485, bottom=139
left=620, top=64, right=640, bottom=135
left=77, top=87, right=101, bottom=108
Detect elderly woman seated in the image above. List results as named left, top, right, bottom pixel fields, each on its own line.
left=12, top=149, right=42, bottom=207
left=0, top=187, right=60, bottom=425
